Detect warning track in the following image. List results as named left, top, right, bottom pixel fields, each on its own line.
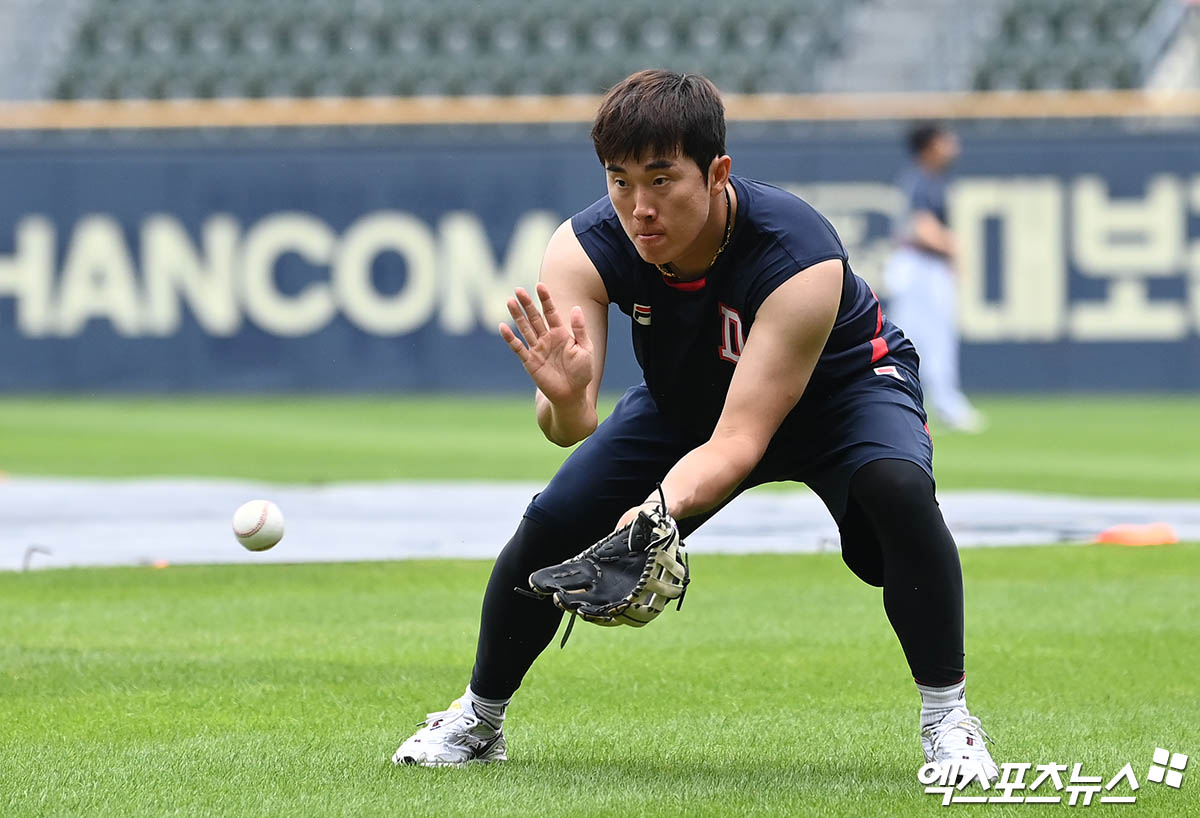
left=3, top=477, right=1197, bottom=571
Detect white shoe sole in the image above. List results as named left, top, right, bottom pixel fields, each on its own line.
left=393, top=734, right=507, bottom=767
left=394, top=754, right=507, bottom=767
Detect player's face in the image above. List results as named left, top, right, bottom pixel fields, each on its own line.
left=604, top=153, right=717, bottom=267
left=931, top=132, right=961, bottom=169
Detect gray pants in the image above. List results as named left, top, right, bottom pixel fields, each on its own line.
left=884, top=246, right=977, bottom=427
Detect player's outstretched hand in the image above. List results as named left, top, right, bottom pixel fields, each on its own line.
left=499, top=283, right=594, bottom=405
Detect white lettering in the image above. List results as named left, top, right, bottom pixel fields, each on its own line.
left=333, top=212, right=438, bottom=335
left=0, top=216, right=55, bottom=337
left=142, top=214, right=240, bottom=336
left=718, top=303, right=744, bottom=363
left=1069, top=174, right=1187, bottom=341
left=1073, top=174, right=1184, bottom=273
left=438, top=210, right=557, bottom=335
left=56, top=215, right=142, bottom=336
left=950, top=178, right=1067, bottom=342
left=240, top=212, right=335, bottom=337
left=1188, top=175, right=1200, bottom=333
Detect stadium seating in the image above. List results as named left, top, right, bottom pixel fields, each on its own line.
left=973, top=0, right=1162, bottom=90
left=49, top=0, right=1175, bottom=99
left=52, top=0, right=862, bottom=99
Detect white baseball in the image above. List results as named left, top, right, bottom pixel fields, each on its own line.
left=232, top=499, right=285, bottom=551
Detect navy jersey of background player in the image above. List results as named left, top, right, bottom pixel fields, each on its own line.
left=897, top=163, right=949, bottom=230
left=572, top=175, right=914, bottom=440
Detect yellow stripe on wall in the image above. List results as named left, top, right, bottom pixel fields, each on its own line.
left=0, top=90, right=1197, bottom=131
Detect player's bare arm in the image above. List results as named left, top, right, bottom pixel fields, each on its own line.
left=911, top=209, right=956, bottom=259
left=498, top=219, right=610, bottom=446
left=618, top=258, right=844, bottom=526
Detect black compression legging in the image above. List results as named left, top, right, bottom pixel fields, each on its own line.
left=841, top=459, right=965, bottom=686
left=470, top=458, right=964, bottom=698
left=469, top=515, right=576, bottom=699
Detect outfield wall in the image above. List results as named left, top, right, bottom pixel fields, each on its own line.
left=2, top=117, right=1199, bottom=392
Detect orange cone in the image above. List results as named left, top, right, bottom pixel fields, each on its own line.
left=1095, top=522, right=1179, bottom=547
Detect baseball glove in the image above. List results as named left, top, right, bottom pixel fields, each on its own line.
left=522, top=495, right=690, bottom=647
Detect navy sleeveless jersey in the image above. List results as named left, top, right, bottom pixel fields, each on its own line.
left=897, top=165, right=949, bottom=226
left=571, top=176, right=914, bottom=440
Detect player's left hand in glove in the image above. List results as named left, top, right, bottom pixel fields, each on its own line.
left=522, top=491, right=689, bottom=646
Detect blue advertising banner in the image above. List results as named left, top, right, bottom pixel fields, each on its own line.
left=1, top=129, right=1198, bottom=392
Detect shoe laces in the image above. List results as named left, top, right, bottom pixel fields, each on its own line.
left=928, top=713, right=994, bottom=758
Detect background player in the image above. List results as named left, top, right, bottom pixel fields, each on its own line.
left=883, top=124, right=985, bottom=433
left=393, top=71, right=998, bottom=782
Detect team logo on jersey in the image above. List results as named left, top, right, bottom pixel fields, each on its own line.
left=718, top=303, right=745, bottom=363
left=634, top=304, right=652, bottom=326
left=874, top=365, right=905, bottom=381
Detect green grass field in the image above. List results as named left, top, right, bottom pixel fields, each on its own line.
left=1, top=395, right=1199, bottom=496
left=1, top=395, right=1198, bottom=817
left=1, top=548, right=1197, bottom=818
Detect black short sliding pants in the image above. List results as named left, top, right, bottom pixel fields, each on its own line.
left=524, top=357, right=934, bottom=573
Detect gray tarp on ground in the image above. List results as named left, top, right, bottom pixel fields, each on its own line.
left=3, top=477, right=1197, bottom=571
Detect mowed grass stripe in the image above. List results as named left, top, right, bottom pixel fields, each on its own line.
left=1, top=545, right=1197, bottom=818
left=1, top=395, right=1199, bottom=497
left=0, top=396, right=567, bottom=483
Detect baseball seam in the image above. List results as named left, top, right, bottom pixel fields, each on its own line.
left=234, top=504, right=269, bottom=538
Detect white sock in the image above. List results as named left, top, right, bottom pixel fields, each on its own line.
left=463, top=686, right=509, bottom=731
left=917, top=677, right=966, bottom=729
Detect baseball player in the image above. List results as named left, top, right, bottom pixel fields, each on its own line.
left=884, top=124, right=985, bottom=433
left=393, top=71, right=997, bottom=783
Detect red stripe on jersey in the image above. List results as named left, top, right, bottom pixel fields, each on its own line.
left=661, top=274, right=707, bottom=291
left=867, top=287, right=887, bottom=363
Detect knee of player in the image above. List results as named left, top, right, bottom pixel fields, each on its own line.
left=850, top=459, right=935, bottom=512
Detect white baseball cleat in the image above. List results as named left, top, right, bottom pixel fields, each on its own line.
left=392, top=699, right=507, bottom=767
left=921, top=706, right=999, bottom=783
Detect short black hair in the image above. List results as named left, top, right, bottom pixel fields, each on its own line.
left=591, top=69, right=726, bottom=177
left=907, top=123, right=948, bottom=156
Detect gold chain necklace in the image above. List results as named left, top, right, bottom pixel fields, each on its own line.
left=656, top=186, right=733, bottom=280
